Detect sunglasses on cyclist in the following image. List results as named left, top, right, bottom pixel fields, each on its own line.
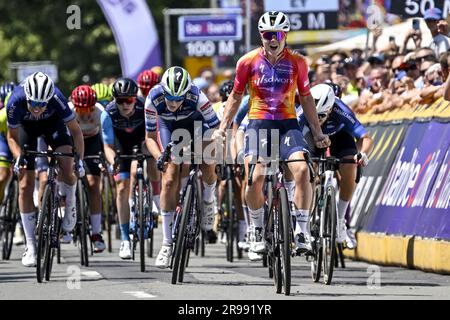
left=318, top=113, right=328, bottom=119
left=261, top=31, right=286, bottom=41
left=116, top=97, right=136, bottom=105
left=28, top=100, right=48, bottom=109
left=164, top=94, right=185, bottom=102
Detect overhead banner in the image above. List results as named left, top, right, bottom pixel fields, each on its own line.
left=364, top=120, right=450, bottom=239
left=387, top=0, right=450, bottom=18
left=97, top=0, right=162, bottom=79
left=350, top=123, right=409, bottom=231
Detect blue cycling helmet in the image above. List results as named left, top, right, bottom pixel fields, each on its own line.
left=0, top=82, right=15, bottom=103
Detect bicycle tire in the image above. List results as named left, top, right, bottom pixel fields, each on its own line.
left=36, top=185, right=51, bottom=283
left=77, top=180, right=89, bottom=267
left=272, top=199, right=282, bottom=294
left=46, top=214, right=60, bottom=281
left=322, top=186, right=337, bottom=285
left=171, top=184, right=192, bottom=285
left=102, top=175, right=113, bottom=253
left=278, top=187, right=291, bottom=296
left=2, top=179, right=19, bottom=260
left=310, top=185, right=322, bottom=283
left=138, top=179, right=145, bottom=272
left=225, top=178, right=234, bottom=262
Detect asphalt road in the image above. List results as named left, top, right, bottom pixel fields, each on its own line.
left=1, top=226, right=450, bottom=300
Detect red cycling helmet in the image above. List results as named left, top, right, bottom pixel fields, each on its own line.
left=137, top=70, right=159, bottom=97
left=71, top=85, right=97, bottom=111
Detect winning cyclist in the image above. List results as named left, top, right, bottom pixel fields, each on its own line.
left=101, top=78, right=150, bottom=259
left=299, top=83, right=373, bottom=249
left=214, top=11, right=330, bottom=261
left=7, top=72, right=85, bottom=267
left=145, top=66, right=220, bottom=268
left=69, top=85, right=106, bottom=252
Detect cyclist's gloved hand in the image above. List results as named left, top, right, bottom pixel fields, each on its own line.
left=157, top=154, right=166, bottom=172
left=14, top=156, right=27, bottom=175
left=355, top=152, right=369, bottom=167
left=77, top=159, right=86, bottom=178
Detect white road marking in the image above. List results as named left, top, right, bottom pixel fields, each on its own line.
left=123, top=291, right=156, bottom=299
left=81, top=271, right=103, bottom=279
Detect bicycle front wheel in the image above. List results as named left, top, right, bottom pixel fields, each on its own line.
left=138, top=179, right=145, bottom=272
left=77, top=180, right=89, bottom=267
left=278, top=187, right=291, bottom=296
left=322, top=186, right=337, bottom=285
left=36, top=185, right=51, bottom=283
left=171, top=184, right=192, bottom=285
left=225, top=178, right=234, bottom=262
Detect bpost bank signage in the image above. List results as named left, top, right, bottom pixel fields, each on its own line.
left=179, top=15, right=243, bottom=58
left=178, top=15, right=242, bottom=42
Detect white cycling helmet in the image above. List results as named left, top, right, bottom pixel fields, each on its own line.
left=161, top=66, right=192, bottom=98
left=258, top=11, right=290, bottom=32
left=24, top=72, right=55, bottom=103
left=311, top=84, right=336, bottom=114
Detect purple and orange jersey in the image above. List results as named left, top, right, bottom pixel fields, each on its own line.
left=233, top=47, right=310, bottom=120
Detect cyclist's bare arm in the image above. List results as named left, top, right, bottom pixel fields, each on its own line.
left=66, top=118, right=85, bottom=159
left=7, top=127, right=21, bottom=159
left=299, top=94, right=330, bottom=148
left=145, top=131, right=162, bottom=160
left=103, top=143, right=116, bottom=166
left=357, top=133, right=374, bottom=156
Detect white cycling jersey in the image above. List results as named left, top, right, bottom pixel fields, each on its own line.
left=68, top=102, right=104, bottom=138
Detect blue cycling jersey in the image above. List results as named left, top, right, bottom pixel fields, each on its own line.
left=6, top=84, right=74, bottom=129
left=101, top=98, right=146, bottom=146
left=297, top=98, right=367, bottom=139
left=144, top=84, right=219, bottom=132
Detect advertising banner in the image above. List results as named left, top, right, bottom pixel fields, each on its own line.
left=97, top=0, right=162, bottom=79
left=387, top=0, right=450, bottom=18
left=350, top=123, right=409, bottom=230
left=364, top=121, right=450, bottom=240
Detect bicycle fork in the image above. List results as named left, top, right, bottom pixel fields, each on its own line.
left=319, top=170, right=335, bottom=239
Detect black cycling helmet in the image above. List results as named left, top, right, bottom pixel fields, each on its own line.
left=219, top=80, right=234, bottom=102
left=112, top=78, right=138, bottom=98
left=324, top=81, right=342, bottom=99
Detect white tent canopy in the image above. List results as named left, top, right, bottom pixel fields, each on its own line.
left=309, top=18, right=433, bottom=58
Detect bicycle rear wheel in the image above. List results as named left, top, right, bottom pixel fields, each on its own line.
left=278, top=187, right=291, bottom=296
left=171, top=184, right=192, bottom=285
left=322, top=186, right=337, bottom=285
left=36, top=185, right=51, bottom=283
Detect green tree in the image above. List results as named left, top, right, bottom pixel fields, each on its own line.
left=0, top=0, right=208, bottom=94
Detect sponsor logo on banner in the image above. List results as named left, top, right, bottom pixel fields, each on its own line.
left=365, top=121, right=450, bottom=239
left=350, top=124, right=407, bottom=230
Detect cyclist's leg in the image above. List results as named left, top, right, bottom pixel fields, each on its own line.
left=243, top=121, right=269, bottom=259
left=281, top=120, right=312, bottom=252
left=18, top=126, right=38, bottom=266
left=155, top=118, right=179, bottom=268
left=46, top=120, right=77, bottom=235
left=329, top=131, right=358, bottom=245
left=84, top=134, right=104, bottom=251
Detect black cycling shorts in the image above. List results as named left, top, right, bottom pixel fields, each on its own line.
left=84, top=133, right=102, bottom=176
left=20, top=114, right=73, bottom=171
